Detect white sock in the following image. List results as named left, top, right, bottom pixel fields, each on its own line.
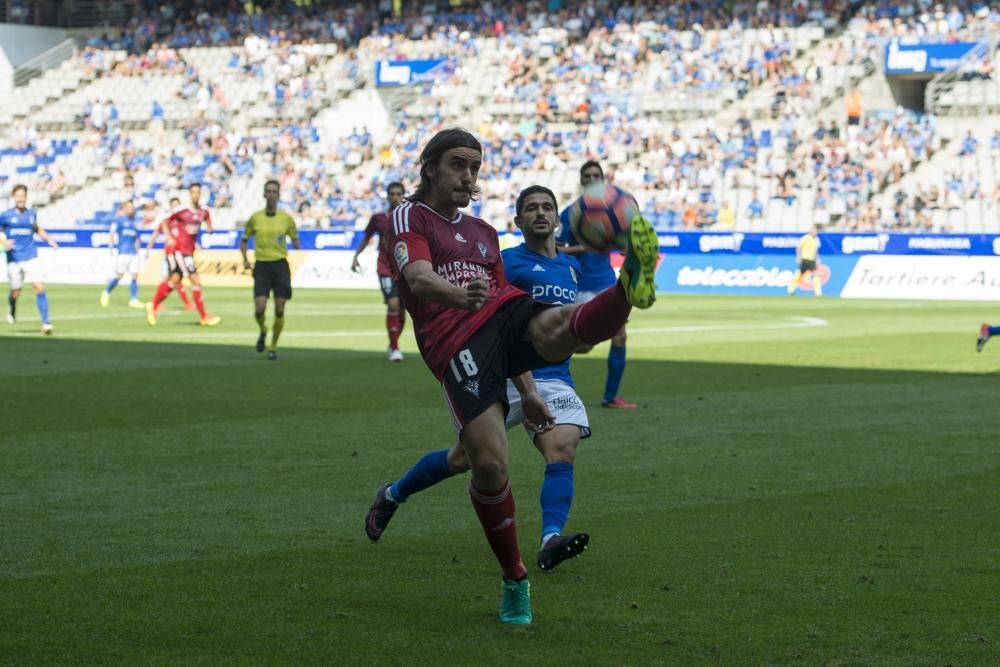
left=384, top=486, right=398, bottom=503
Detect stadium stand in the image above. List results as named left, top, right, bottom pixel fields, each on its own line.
left=1, top=0, right=998, bottom=232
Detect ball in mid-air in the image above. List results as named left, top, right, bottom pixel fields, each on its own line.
left=566, top=183, right=640, bottom=252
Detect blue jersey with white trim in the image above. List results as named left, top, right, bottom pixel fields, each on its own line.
left=502, top=243, right=581, bottom=387
left=110, top=215, right=141, bottom=255
left=0, top=207, right=40, bottom=263
left=557, top=207, right=615, bottom=292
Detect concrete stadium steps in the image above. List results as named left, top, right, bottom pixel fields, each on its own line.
left=1, top=58, right=100, bottom=127
left=724, top=32, right=877, bottom=123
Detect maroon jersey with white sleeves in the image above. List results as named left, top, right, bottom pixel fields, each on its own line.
left=364, top=211, right=393, bottom=276
left=388, top=201, right=528, bottom=380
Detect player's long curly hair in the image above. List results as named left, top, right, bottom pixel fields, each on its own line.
left=408, top=128, right=483, bottom=203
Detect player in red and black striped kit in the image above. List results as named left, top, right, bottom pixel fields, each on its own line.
left=351, top=181, right=407, bottom=361
left=364, top=128, right=660, bottom=625
left=144, top=183, right=220, bottom=326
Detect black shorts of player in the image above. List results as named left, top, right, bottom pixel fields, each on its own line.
left=799, top=259, right=817, bottom=273
left=441, top=297, right=567, bottom=432
left=165, top=251, right=197, bottom=277
left=253, top=259, right=292, bottom=299
left=378, top=274, right=399, bottom=303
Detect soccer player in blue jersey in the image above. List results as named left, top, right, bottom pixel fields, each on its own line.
left=366, top=185, right=592, bottom=571
left=100, top=199, right=144, bottom=309
left=977, top=323, right=1000, bottom=352
left=557, top=161, right=636, bottom=409
left=1, top=184, right=58, bottom=334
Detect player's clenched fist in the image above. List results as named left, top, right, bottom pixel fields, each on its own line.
left=465, top=275, right=489, bottom=311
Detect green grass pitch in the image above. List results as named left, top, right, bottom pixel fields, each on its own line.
left=2, top=285, right=999, bottom=665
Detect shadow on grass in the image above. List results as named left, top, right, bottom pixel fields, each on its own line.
left=2, top=336, right=999, bottom=664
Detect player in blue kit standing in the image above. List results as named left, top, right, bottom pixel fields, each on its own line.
left=1, top=184, right=58, bottom=334
left=366, top=185, right=593, bottom=571
left=557, top=161, right=636, bottom=409
left=100, top=199, right=145, bottom=308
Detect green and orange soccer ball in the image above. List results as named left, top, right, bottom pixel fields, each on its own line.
left=564, top=183, right=641, bottom=252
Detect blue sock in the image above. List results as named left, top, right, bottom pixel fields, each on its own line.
left=7, top=294, right=15, bottom=318
left=389, top=449, right=454, bottom=503
left=129, top=280, right=139, bottom=300
left=36, top=292, right=50, bottom=324
left=990, top=326, right=1000, bottom=336
left=540, top=462, right=574, bottom=541
left=106, top=278, right=120, bottom=293
left=603, top=343, right=627, bottom=403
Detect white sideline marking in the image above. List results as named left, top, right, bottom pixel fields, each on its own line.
left=5, top=316, right=828, bottom=340
left=629, top=316, right=828, bottom=334
left=3, top=309, right=389, bottom=323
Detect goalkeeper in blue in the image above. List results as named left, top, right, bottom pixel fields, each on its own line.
left=366, top=185, right=592, bottom=571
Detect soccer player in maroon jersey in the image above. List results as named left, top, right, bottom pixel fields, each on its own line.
left=148, top=197, right=195, bottom=312
left=351, top=181, right=407, bottom=361
left=364, top=128, right=659, bottom=625
left=143, top=183, right=221, bottom=326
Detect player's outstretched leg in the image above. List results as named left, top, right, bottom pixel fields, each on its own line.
left=365, top=482, right=399, bottom=542
left=6, top=293, right=15, bottom=324
left=531, top=213, right=658, bottom=361
left=537, top=532, right=590, bottom=571
left=619, top=215, right=658, bottom=309
left=365, top=449, right=459, bottom=542
left=977, top=323, right=999, bottom=352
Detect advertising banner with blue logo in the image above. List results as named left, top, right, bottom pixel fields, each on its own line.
left=656, top=232, right=1000, bottom=256
left=21, top=228, right=365, bottom=251
left=375, top=59, right=455, bottom=87
left=656, top=254, right=859, bottom=297
left=652, top=232, right=1000, bottom=300
left=8, top=229, right=1000, bottom=299
left=884, top=40, right=979, bottom=75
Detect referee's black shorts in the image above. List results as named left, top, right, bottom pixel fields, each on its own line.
left=799, top=258, right=817, bottom=273
left=253, top=259, right=292, bottom=299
